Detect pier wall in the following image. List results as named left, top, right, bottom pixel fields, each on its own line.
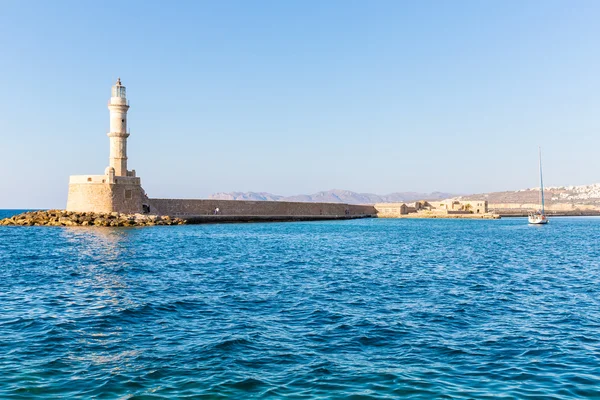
left=147, top=198, right=376, bottom=217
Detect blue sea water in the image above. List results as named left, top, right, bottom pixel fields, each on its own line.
left=1, top=209, right=600, bottom=399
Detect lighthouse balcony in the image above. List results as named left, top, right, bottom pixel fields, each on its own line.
left=108, top=99, right=130, bottom=107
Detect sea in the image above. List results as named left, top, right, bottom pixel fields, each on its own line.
left=1, top=209, right=600, bottom=398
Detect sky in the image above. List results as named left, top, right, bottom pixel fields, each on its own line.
left=0, top=0, right=599, bottom=208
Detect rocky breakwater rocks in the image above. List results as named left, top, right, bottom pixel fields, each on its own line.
left=0, top=210, right=186, bottom=227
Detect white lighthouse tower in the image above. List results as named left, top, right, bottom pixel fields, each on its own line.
left=108, top=78, right=132, bottom=177
left=66, top=78, right=145, bottom=214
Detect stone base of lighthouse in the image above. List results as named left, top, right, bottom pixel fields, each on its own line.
left=66, top=172, right=147, bottom=214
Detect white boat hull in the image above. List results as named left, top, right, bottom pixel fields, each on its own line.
left=528, top=214, right=548, bottom=224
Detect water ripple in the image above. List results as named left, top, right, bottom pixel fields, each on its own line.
left=1, top=212, right=600, bottom=397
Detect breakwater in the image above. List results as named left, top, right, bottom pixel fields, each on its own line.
left=0, top=203, right=375, bottom=227
left=0, top=210, right=185, bottom=227
left=148, top=198, right=377, bottom=218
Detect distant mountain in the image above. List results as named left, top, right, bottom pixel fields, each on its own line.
left=208, top=192, right=284, bottom=202
left=209, top=189, right=457, bottom=205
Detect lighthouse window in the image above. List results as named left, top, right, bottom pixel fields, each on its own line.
left=125, top=190, right=132, bottom=200
left=121, top=119, right=124, bottom=122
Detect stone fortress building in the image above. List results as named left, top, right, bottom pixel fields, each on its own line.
left=374, top=199, right=491, bottom=218
left=66, top=79, right=375, bottom=220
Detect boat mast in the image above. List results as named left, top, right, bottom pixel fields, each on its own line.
left=539, top=146, right=545, bottom=214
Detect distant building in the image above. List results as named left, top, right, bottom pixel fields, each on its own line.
left=374, top=203, right=410, bottom=216
left=430, top=199, right=488, bottom=214
left=413, top=200, right=432, bottom=211
left=375, top=199, right=489, bottom=217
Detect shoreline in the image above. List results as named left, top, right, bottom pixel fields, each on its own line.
left=494, top=210, right=600, bottom=217
left=379, top=213, right=500, bottom=220
left=3, top=209, right=600, bottom=227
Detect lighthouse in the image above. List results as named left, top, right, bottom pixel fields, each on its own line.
left=107, top=78, right=131, bottom=177
left=66, top=78, right=145, bottom=214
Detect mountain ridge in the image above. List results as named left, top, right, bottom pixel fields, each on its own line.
left=209, top=189, right=457, bottom=205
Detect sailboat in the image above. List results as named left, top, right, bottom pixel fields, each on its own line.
left=528, top=147, right=549, bottom=225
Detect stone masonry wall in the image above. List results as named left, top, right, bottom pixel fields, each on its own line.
left=147, top=198, right=376, bottom=217
left=374, top=203, right=407, bottom=217
left=112, top=182, right=145, bottom=214
left=66, top=183, right=114, bottom=213
left=67, top=182, right=145, bottom=214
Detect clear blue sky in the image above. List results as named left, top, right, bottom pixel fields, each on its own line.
left=1, top=0, right=598, bottom=208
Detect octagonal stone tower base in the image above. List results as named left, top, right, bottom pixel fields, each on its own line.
left=66, top=172, right=146, bottom=214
